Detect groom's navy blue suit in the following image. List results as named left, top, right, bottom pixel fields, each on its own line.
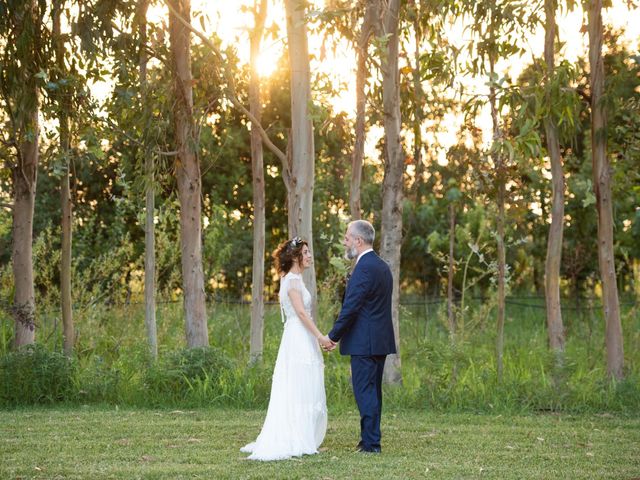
left=328, top=251, right=396, bottom=452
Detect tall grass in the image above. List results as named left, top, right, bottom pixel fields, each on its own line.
left=0, top=296, right=638, bottom=413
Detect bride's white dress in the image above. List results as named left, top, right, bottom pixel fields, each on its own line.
left=241, top=272, right=328, bottom=461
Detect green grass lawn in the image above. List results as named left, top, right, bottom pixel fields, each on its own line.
left=1, top=408, right=639, bottom=479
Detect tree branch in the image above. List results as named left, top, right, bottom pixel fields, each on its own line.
left=102, top=116, right=178, bottom=157
left=575, top=85, right=591, bottom=104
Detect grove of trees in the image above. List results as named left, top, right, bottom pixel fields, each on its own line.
left=1, top=0, right=638, bottom=384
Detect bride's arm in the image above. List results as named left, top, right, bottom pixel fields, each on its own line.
left=288, top=288, right=323, bottom=339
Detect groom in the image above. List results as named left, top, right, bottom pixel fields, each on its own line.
left=323, top=220, right=397, bottom=453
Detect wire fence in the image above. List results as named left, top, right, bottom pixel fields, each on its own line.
left=1, top=295, right=637, bottom=314
left=401, top=296, right=639, bottom=311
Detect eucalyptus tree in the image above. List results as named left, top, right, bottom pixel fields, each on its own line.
left=168, top=0, right=209, bottom=347
left=314, top=0, right=376, bottom=221
left=400, top=0, right=461, bottom=296
left=587, top=0, right=623, bottom=379
left=459, top=0, right=541, bottom=381
left=402, top=0, right=453, bottom=200
left=406, top=0, right=425, bottom=201
left=349, top=0, right=377, bottom=220
left=375, top=0, right=403, bottom=385
left=167, top=1, right=320, bottom=317
left=443, top=156, right=465, bottom=338
left=136, top=0, right=158, bottom=358
left=249, top=0, right=268, bottom=363
left=49, top=0, right=135, bottom=356
left=52, top=0, right=74, bottom=356
left=283, top=0, right=318, bottom=313
left=541, top=0, right=566, bottom=356
left=600, top=34, right=640, bottom=308
left=0, top=0, right=46, bottom=347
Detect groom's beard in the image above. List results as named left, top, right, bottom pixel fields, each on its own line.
left=345, top=246, right=358, bottom=260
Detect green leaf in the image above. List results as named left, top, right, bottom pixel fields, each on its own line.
left=582, top=190, right=596, bottom=208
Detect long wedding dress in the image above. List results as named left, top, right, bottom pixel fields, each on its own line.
left=241, top=272, right=328, bottom=461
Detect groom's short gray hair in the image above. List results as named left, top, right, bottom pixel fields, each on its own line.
left=349, top=220, right=375, bottom=246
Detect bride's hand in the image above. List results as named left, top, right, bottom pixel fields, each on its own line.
left=317, top=334, right=336, bottom=351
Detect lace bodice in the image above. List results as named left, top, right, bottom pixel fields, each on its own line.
left=279, top=272, right=312, bottom=322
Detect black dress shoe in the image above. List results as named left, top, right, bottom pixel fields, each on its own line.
left=357, top=447, right=381, bottom=453
left=356, top=444, right=381, bottom=453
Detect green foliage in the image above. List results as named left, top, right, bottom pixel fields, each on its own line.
left=74, top=353, right=126, bottom=404
left=0, top=0, right=638, bottom=428
left=144, top=347, right=235, bottom=406
left=0, top=208, right=10, bottom=266
left=0, top=343, right=76, bottom=406
left=1, top=300, right=638, bottom=413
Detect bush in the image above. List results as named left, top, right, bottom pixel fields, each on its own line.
left=0, top=344, right=76, bottom=406
left=144, top=346, right=234, bottom=406
left=74, top=355, right=124, bottom=404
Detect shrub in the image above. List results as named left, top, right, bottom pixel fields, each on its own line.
left=74, top=355, right=123, bottom=404
left=144, top=346, right=234, bottom=406
left=0, top=344, right=76, bottom=406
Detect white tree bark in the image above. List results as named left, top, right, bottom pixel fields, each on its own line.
left=284, top=0, right=317, bottom=316
left=543, top=0, right=565, bottom=355
left=139, top=0, right=158, bottom=358
left=588, top=0, right=624, bottom=379
left=11, top=0, right=40, bottom=348
left=377, top=0, right=403, bottom=385
left=249, top=0, right=267, bottom=364
left=168, top=0, right=209, bottom=348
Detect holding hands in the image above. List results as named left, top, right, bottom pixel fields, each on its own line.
left=317, top=334, right=336, bottom=352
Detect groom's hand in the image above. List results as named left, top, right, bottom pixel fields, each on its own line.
left=318, top=335, right=336, bottom=352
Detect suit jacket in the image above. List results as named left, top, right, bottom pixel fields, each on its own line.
left=328, top=251, right=397, bottom=356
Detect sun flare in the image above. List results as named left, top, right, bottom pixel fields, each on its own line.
left=254, top=49, right=280, bottom=78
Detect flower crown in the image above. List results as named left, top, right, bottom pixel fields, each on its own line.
left=288, top=236, right=303, bottom=250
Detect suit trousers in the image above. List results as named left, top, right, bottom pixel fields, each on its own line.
left=350, top=355, right=387, bottom=451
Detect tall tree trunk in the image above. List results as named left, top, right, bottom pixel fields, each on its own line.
left=162, top=4, right=295, bottom=334
left=543, top=0, right=565, bottom=355
left=168, top=0, right=208, bottom=348
left=447, top=203, right=456, bottom=337
left=249, top=0, right=267, bottom=364
left=11, top=0, right=40, bottom=348
left=633, top=258, right=640, bottom=304
left=378, top=0, right=403, bottom=385
left=495, top=179, right=506, bottom=382
left=12, top=118, right=38, bottom=348
left=489, top=49, right=506, bottom=382
left=284, top=0, right=317, bottom=316
left=349, top=0, right=377, bottom=220
left=448, top=203, right=458, bottom=386
left=411, top=0, right=424, bottom=199
left=53, top=1, right=74, bottom=357
left=588, top=0, right=623, bottom=379
left=139, top=0, right=157, bottom=358
left=60, top=141, right=73, bottom=356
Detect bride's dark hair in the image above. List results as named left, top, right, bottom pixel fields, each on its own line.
left=273, top=236, right=308, bottom=275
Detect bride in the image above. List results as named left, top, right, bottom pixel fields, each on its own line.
left=241, top=236, right=334, bottom=461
